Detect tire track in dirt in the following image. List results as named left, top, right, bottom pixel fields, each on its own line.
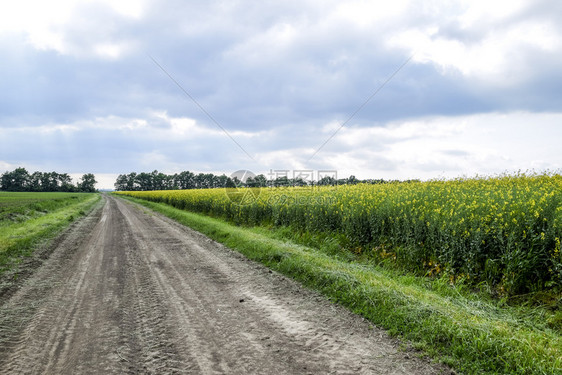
left=0, top=194, right=451, bottom=374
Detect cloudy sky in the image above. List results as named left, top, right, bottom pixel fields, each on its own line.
left=1, top=0, right=561, bottom=189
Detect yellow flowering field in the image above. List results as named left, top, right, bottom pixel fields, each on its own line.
left=116, top=174, right=562, bottom=295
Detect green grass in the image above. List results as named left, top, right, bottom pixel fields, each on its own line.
left=0, top=192, right=101, bottom=273
left=117, top=194, right=562, bottom=375
left=0, top=192, right=89, bottom=222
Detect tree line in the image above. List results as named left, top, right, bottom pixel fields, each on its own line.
left=114, top=171, right=239, bottom=191
left=1, top=167, right=97, bottom=192
left=114, top=170, right=400, bottom=191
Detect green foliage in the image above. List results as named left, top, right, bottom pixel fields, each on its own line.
left=0, top=192, right=85, bottom=222
left=0, top=192, right=100, bottom=273
left=0, top=168, right=98, bottom=192
left=78, top=173, right=97, bottom=193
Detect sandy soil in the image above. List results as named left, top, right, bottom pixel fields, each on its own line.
left=0, top=194, right=451, bottom=374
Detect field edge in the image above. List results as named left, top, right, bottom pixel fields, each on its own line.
left=0, top=193, right=102, bottom=287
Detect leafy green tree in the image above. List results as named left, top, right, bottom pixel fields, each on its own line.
left=246, top=174, right=268, bottom=188
left=273, top=176, right=290, bottom=187
left=1, top=168, right=97, bottom=192
left=0, top=167, right=30, bottom=191
left=293, top=177, right=308, bottom=187
left=29, top=172, right=43, bottom=191
left=79, top=173, right=97, bottom=192
left=347, top=175, right=359, bottom=185
left=44, top=172, right=60, bottom=191
left=318, top=176, right=337, bottom=186
left=215, top=174, right=229, bottom=188
left=0, top=171, right=12, bottom=191
left=152, top=170, right=167, bottom=190
left=135, top=172, right=153, bottom=191
left=254, top=174, right=267, bottom=187
left=59, top=173, right=75, bottom=192
left=126, top=172, right=137, bottom=190
left=114, top=174, right=128, bottom=191
left=225, top=177, right=236, bottom=188
left=175, top=171, right=194, bottom=189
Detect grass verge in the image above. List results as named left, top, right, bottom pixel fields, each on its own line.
left=118, top=194, right=562, bottom=375
left=0, top=193, right=101, bottom=274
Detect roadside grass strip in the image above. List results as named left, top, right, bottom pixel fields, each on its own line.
left=118, top=195, right=562, bottom=375
left=0, top=193, right=100, bottom=272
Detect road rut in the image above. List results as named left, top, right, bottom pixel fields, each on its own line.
left=0, top=195, right=448, bottom=374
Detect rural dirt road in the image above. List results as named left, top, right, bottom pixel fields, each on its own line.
left=0, top=195, right=450, bottom=374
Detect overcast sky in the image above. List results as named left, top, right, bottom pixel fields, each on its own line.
left=1, top=0, right=561, bottom=189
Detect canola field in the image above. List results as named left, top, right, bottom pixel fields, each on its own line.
left=116, top=174, right=562, bottom=295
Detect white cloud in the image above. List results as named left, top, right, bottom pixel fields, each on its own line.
left=97, top=0, right=147, bottom=19
left=255, top=148, right=311, bottom=171
left=387, top=1, right=562, bottom=83
left=0, top=0, right=75, bottom=52
left=457, top=0, right=527, bottom=28
left=309, top=112, right=562, bottom=180
left=0, top=0, right=145, bottom=57
left=225, top=22, right=299, bottom=65
left=0, top=160, right=18, bottom=172
left=333, top=0, right=410, bottom=28
left=93, top=42, right=130, bottom=60
left=151, top=112, right=264, bottom=141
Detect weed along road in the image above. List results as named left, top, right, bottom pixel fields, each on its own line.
left=0, top=195, right=447, bottom=374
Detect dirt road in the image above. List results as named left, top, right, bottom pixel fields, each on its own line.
left=0, top=195, right=448, bottom=374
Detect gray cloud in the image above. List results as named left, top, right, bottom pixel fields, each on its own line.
left=1, top=1, right=561, bottom=188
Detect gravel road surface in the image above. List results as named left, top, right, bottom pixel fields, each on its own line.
left=0, top=195, right=449, bottom=374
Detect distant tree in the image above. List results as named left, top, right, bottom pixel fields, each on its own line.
left=317, top=176, right=336, bottom=186
left=193, top=173, right=206, bottom=189
left=231, top=176, right=242, bottom=187
left=40, top=172, right=51, bottom=191
left=347, top=175, right=359, bottom=185
left=114, top=174, right=128, bottom=191
left=0, top=171, right=12, bottom=191
left=112, top=170, right=301, bottom=191
left=78, top=173, right=97, bottom=192
left=175, top=171, right=194, bottom=189
left=215, top=174, right=229, bottom=188
left=59, top=173, right=74, bottom=192
left=0, top=167, right=30, bottom=191
left=365, top=179, right=386, bottom=184
left=125, top=172, right=136, bottom=190
left=254, top=174, right=267, bottom=187
left=1, top=170, right=13, bottom=191
left=293, top=177, right=308, bottom=187
left=246, top=174, right=268, bottom=188
left=29, top=172, right=43, bottom=191
left=245, top=176, right=256, bottom=187
left=204, top=173, right=215, bottom=189
left=166, top=174, right=175, bottom=189
left=169, top=173, right=179, bottom=190
left=42, top=172, right=60, bottom=191
left=153, top=171, right=168, bottom=190
left=1, top=168, right=97, bottom=192
left=273, top=176, right=290, bottom=187
left=225, top=177, right=236, bottom=188
left=15, top=168, right=30, bottom=190
left=135, top=172, right=153, bottom=191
